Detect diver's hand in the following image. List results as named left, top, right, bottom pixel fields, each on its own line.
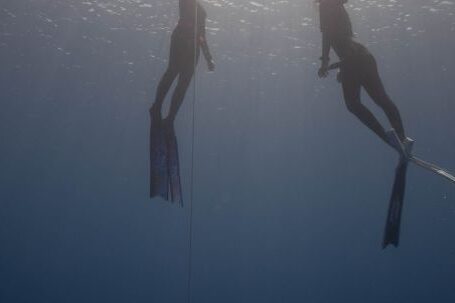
left=207, top=59, right=215, bottom=72
left=318, top=65, right=329, bottom=78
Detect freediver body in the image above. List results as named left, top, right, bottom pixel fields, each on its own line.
left=151, top=0, right=214, bottom=126
left=317, top=0, right=411, bottom=154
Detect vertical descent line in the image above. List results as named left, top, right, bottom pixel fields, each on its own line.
left=187, top=1, right=198, bottom=303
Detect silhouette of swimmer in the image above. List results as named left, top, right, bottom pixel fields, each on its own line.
left=151, top=0, right=214, bottom=126
left=316, top=0, right=416, bottom=248
left=317, top=0, right=409, bottom=151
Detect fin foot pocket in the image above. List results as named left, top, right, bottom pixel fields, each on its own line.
left=386, top=129, right=412, bottom=160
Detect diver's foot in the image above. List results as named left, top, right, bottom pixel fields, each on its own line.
left=403, top=137, right=414, bottom=158
left=386, top=129, right=407, bottom=159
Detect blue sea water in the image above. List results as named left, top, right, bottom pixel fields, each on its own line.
left=1, top=1, right=455, bottom=302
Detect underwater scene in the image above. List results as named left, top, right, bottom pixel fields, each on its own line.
left=1, top=0, right=455, bottom=302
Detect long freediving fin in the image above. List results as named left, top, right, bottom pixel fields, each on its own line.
left=410, top=156, right=455, bottom=184
left=382, top=129, right=454, bottom=248
left=167, top=128, right=183, bottom=207
left=383, top=159, right=409, bottom=248
left=385, top=129, right=455, bottom=184
left=150, top=113, right=169, bottom=200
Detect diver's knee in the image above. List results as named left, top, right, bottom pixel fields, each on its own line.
left=345, top=101, right=360, bottom=114
left=164, top=65, right=179, bottom=77
left=178, top=73, right=194, bottom=87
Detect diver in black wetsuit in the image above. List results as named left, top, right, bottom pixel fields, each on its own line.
left=317, top=0, right=410, bottom=152
left=151, top=0, right=214, bottom=126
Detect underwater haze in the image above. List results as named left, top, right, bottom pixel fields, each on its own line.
left=1, top=0, right=455, bottom=302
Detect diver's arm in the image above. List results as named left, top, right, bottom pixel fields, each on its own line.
left=318, top=32, right=331, bottom=78
left=321, top=32, right=330, bottom=66
left=199, top=18, right=215, bottom=71
left=200, top=37, right=214, bottom=71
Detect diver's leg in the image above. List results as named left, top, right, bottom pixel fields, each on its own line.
left=151, top=31, right=180, bottom=115
left=362, top=56, right=406, bottom=141
left=342, top=69, right=389, bottom=144
left=166, top=67, right=194, bottom=123
left=153, top=67, right=178, bottom=112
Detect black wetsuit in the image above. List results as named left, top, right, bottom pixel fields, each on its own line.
left=153, top=0, right=212, bottom=122
left=319, top=0, right=405, bottom=142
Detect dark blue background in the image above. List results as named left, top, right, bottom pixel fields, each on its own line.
left=1, top=1, right=454, bottom=302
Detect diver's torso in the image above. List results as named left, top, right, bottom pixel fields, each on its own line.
left=320, top=1, right=372, bottom=62
left=332, top=38, right=371, bottom=61
left=175, top=1, right=206, bottom=37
